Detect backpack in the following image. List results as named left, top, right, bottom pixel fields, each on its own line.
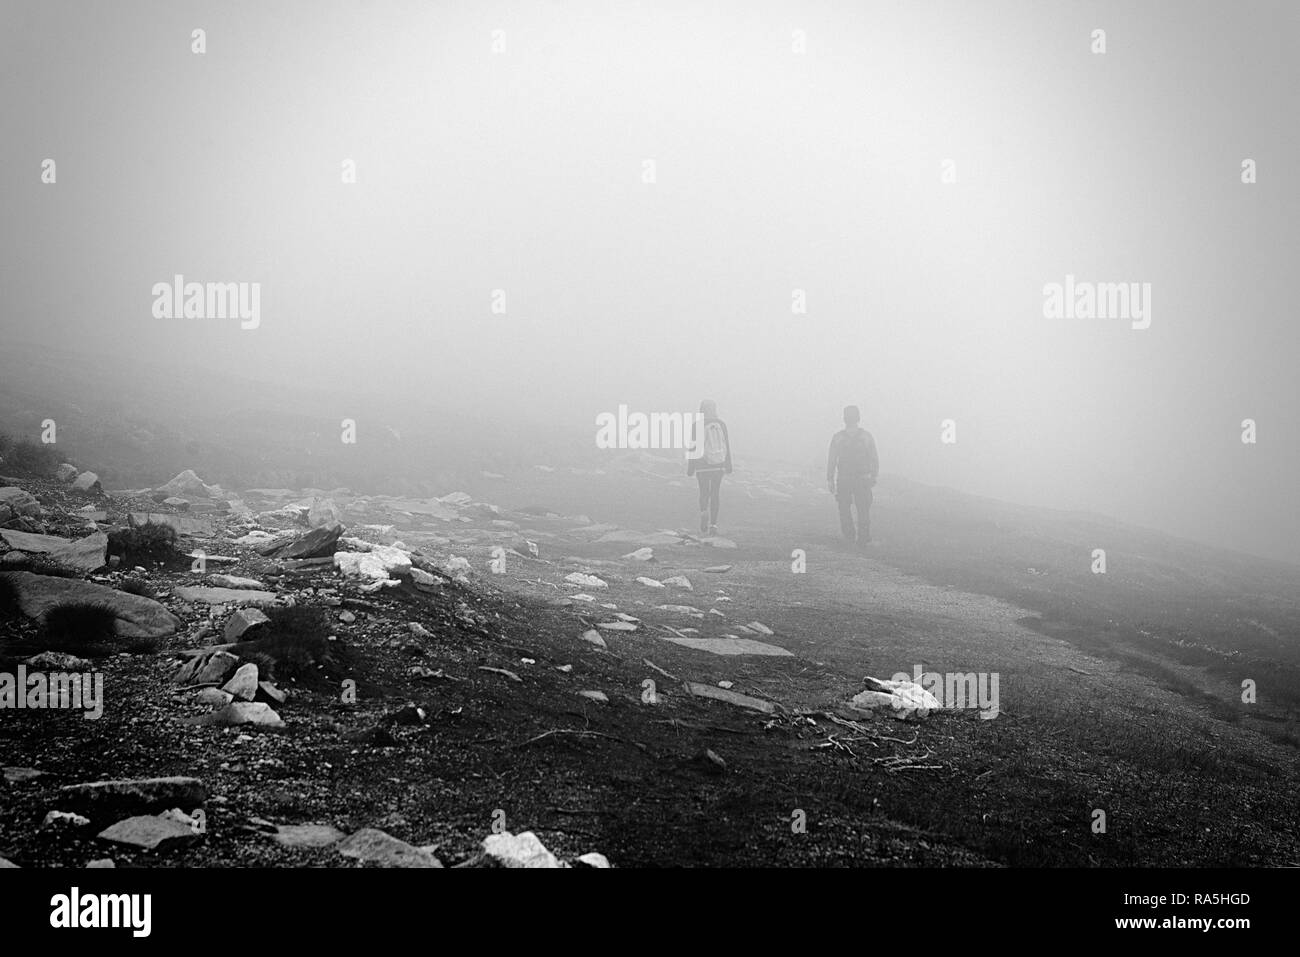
left=701, top=420, right=728, bottom=467
left=838, top=429, right=872, bottom=477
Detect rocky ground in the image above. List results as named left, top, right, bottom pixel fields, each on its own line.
left=2, top=457, right=1297, bottom=868
left=0, top=464, right=989, bottom=868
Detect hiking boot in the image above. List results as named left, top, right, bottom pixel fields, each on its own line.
left=708, top=524, right=718, bottom=536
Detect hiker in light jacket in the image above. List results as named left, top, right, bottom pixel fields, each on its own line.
left=827, top=405, right=878, bottom=546
left=688, top=399, right=732, bottom=535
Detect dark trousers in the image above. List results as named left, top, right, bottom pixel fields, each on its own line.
left=836, top=476, right=873, bottom=542
left=697, top=470, right=723, bottom=524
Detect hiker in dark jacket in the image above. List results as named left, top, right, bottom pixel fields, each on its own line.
left=687, top=399, right=732, bottom=535
left=827, top=405, right=878, bottom=546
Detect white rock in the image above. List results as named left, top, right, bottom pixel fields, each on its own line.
left=564, top=572, right=608, bottom=589
left=481, top=830, right=562, bottom=868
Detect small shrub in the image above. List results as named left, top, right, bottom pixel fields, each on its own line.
left=40, top=601, right=119, bottom=655
left=107, top=523, right=179, bottom=565
left=0, top=573, right=21, bottom=619
left=235, top=605, right=339, bottom=683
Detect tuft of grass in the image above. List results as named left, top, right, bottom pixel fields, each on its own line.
left=107, top=523, right=179, bottom=565
left=0, top=573, right=21, bottom=619
left=40, top=601, right=119, bottom=654
left=234, top=605, right=339, bottom=683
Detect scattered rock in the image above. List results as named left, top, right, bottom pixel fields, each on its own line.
left=188, top=701, right=285, bottom=728
left=622, top=547, right=654, bottom=561
left=173, top=585, right=278, bottom=607
left=579, top=629, right=607, bottom=649
left=575, top=852, right=611, bottom=868
left=156, top=469, right=216, bottom=499
left=850, top=678, right=940, bottom=719
left=636, top=577, right=665, bottom=588
left=43, top=810, right=91, bottom=829
left=221, top=663, right=259, bottom=702
left=2, top=767, right=45, bottom=785
left=55, top=464, right=79, bottom=483
left=256, top=681, right=287, bottom=705
left=223, top=607, right=270, bottom=642
left=338, top=610, right=357, bottom=624
left=0, top=488, right=44, bottom=517
left=480, top=830, right=562, bottom=868
left=274, top=823, right=346, bottom=849
left=209, top=574, right=265, bottom=590
left=193, top=687, right=233, bottom=707
left=661, top=575, right=693, bottom=590
left=256, top=522, right=343, bottom=560
left=387, top=703, right=427, bottom=726
left=577, top=690, right=608, bottom=703
left=336, top=828, right=442, bottom=868
left=69, top=473, right=100, bottom=494
left=564, top=572, right=608, bottom=589
left=694, top=748, right=727, bottom=774
left=685, top=682, right=776, bottom=713
left=0, top=529, right=107, bottom=571
left=85, top=858, right=116, bottom=868
left=97, top=814, right=199, bottom=852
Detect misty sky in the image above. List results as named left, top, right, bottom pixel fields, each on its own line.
left=2, top=0, right=1297, bottom=561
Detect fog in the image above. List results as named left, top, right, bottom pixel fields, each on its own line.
left=2, top=0, right=1297, bottom=562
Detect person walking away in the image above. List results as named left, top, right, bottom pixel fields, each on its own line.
left=827, top=405, right=878, bottom=546
left=688, top=399, right=732, bottom=535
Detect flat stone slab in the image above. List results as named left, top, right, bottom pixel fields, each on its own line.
left=172, top=586, right=279, bottom=607
left=336, top=828, right=442, bottom=867
left=207, top=574, right=265, bottom=589
left=656, top=635, right=793, bottom=657
left=0, top=571, right=182, bottom=638
left=685, top=682, right=777, bottom=713
left=0, top=529, right=107, bottom=571
left=185, top=701, right=284, bottom=728
left=274, top=824, right=347, bottom=849
left=97, top=815, right=200, bottom=852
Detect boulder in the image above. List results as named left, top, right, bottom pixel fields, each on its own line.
left=156, top=469, right=216, bottom=499
left=172, top=650, right=240, bottom=687
left=0, top=487, right=42, bottom=517
left=256, top=522, right=343, bottom=560
left=55, top=464, right=79, bottom=483
left=480, top=830, right=562, bottom=868
left=0, top=529, right=107, bottom=572
left=223, top=607, right=270, bottom=642
left=334, top=545, right=411, bottom=582
left=71, top=471, right=101, bottom=491
left=0, top=571, right=181, bottom=638
left=221, top=663, right=259, bottom=702
left=194, top=687, right=233, bottom=707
